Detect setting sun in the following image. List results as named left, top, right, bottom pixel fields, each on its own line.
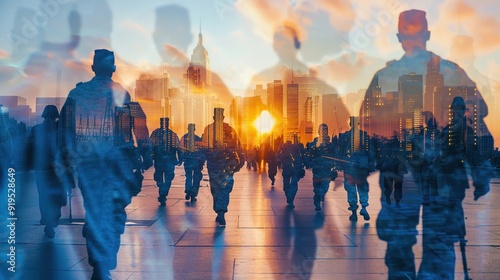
left=254, top=110, right=275, bottom=134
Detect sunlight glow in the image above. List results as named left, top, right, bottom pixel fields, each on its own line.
left=254, top=110, right=275, bottom=134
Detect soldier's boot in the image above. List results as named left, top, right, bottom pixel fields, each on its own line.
left=349, top=210, right=358, bottom=221
left=44, top=225, right=55, bottom=239
left=185, top=192, right=191, bottom=200
left=286, top=196, right=295, bottom=209
left=158, top=196, right=166, bottom=206
left=314, top=195, right=321, bottom=211
left=191, top=195, right=197, bottom=202
left=216, top=212, right=226, bottom=226
left=360, top=208, right=370, bottom=221
left=422, top=195, right=430, bottom=206
left=91, top=263, right=111, bottom=280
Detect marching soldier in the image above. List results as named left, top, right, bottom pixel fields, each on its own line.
left=27, top=105, right=66, bottom=238
left=201, top=108, right=244, bottom=226
left=179, top=123, right=205, bottom=202
left=337, top=117, right=375, bottom=221
left=306, top=124, right=337, bottom=211
left=59, top=49, right=151, bottom=280
left=150, top=117, right=181, bottom=206
left=277, top=134, right=306, bottom=209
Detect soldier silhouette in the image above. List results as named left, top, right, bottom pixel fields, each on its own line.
left=179, top=123, right=204, bottom=202
left=337, top=118, right=374, bottom=221
left=59, top=49, right=152, bottom=280
left=277, top=134, right=306, bottom=209
left=150, top=117, right=181, bottom=206
left=201, top=108, right=244, bottom=226
left=264, top=143, right=278, bottom=186
left=306, top=124, right=337, bottom=211
left=360, top=10, right=494, bottom=279
left=26, top=105, right=66, bottom=238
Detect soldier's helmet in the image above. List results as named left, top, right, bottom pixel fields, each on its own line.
left=451, top=96, right=466, bottom=110
left=160, top=117, right=169, bottom=129
left=427, top=117, right=437, bottom=129
left=41, top=105, right=59, bottom=119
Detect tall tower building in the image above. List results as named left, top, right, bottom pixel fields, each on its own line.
left=135, top=71, right=170, bottom=131
left=267, top=80, right=283, bottom=120
left=299, top=97, right=314, bottom=143
left=425, top=53, right=444, bottom=114
left=190, top=28, right=212, bottom=91
left=286, top=83, right=299, bottom=139
left=399, top=73, right=423, bottom=151
left=254, top=84, right=267, bottom=103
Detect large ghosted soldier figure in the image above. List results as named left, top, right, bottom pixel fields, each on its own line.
left=180, top=123, right=205, bottom=202
left=277, top=134, right=306, bottom=209
left=150, top=117, right=181, bottom=206
left=201, top=108, right=244, bottom=226
left=306, top=124, right=337, bottom=211
left=26, top=105, right=66, bottom=239
left=60, top=49, right=152, bottom=280
left=360, top=10, right=493, bottom=279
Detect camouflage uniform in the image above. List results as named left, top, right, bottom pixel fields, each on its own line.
left=150, top=118, right=181, bottom=205
left=277, top=140, right=305, bottom=208
left=306, top=132, right=337, bottom=211
left=180, top=124, right=205, bottom=201
left=27, top=106, right=66, bottom=237
left=201, top=109, right=244, bottom=225
left=337, top=125, right=374, bottom=221
left=59, top=49, right=151, bottom=278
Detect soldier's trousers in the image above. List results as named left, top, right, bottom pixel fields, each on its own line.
left=283, top=175, right=300, bottom=201
left=344, top=176, right=369, bottom=211
left=418, top=166, right=467, bottom=279
left=380, top=173, right=403, bottom=204
left=208, top=168, right=234, bottom=213
left=36, top=171, right=65, bottom=228
left=154, top=165, right=175, bottom=201
left=184, top=161, right=203, bottom=197
left=268, top=163, right=277, bottom=181
left=77, top=161, right=131, bottom=271
left=313, top=179, right=330, bottom=198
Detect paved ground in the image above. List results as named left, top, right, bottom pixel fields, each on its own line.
left=1, top=166, right=499, bottom=280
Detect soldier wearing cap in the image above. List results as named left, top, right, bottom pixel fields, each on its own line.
left=27, top=105, right=66, bottom=239
left=201, top=108, right=244, bottom=226
left=180, top=123, right=205, bottom=202
left=60, top=49, right=152, bottom=280
left=150, top=117, right=181, bottom=206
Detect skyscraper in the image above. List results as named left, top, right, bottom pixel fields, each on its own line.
left=190, top=29, right=212, bottom=91
left=286, top=83, right=299, bottom=140
left=425, top=53, right=444, bottom=114
left=267, top=80, right=283, bottom=120
left=135, top=71, right=170, bottom=131
left=399, top=73, right=423, bottom=151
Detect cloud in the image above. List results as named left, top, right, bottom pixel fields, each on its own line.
left=434, top=0, right=500, bottom=54
left=311, top=51, right=386, bottom=94
left=318, top=0, right=355, bottom=32
left=235, top=0, right=356, bottom=61
left=120, top=18, right=150, bottom=36
left=0, top=49, right=9, bottom=59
